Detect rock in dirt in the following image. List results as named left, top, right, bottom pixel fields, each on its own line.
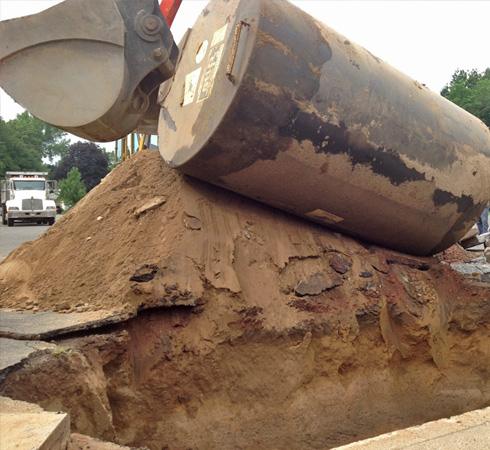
left=133, top=197, right=166, bottom=218
left=294, top=272, right=342, bottom=296
left=129, top=264, right=159, bottom=283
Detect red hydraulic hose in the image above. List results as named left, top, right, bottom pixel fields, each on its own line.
left=159, top=0, right=183, bottom=27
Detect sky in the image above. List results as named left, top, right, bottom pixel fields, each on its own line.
left=0, top=0, right=489, bottom=124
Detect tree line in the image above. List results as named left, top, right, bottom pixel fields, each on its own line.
left=0, top=111, right=69, bottom=175
left=440, top=68, right=490, bottom=127
left=1, top=111, right=112, bottom=207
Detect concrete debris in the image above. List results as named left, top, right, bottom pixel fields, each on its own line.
left=332, top=407, right=490, bottom=450
left=0, top=310, right=135, bottom=340
left=460, top=231, right=490, bottom=250
left=0, top=396, right=70, bottom=450
left=0, top=338, right=56, bottom=376
left=451, top=258, right=490, bottom=283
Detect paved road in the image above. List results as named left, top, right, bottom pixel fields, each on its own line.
left=0, top=218, right=59, bottom=262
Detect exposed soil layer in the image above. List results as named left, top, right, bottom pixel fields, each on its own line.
left=437, top=244, right=479, bottom=263
left=68, top=432, right=146, bottom=450
left=1, top=150, right=489, bottom=449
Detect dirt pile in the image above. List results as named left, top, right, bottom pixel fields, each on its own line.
left=1, top=150, right=489, bottom=449
left=1, top=150, right=186, bottom=314
left=0, top=149, right=483, bottom=315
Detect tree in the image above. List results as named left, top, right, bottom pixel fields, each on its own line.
left=5, top=111, right=70, bottom=162
left=51, top=141, right=110, bottom=191
left=0, top=111, right=70, bottom=178
left=0, top=118, right=18, bottom=176
left=58, top=167, right=87, bottom=209
left=104, top=149, right=117, bottom=171
left=441, top=68, right=490, bottom=127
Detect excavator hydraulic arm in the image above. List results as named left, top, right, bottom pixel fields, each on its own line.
left=159, top=0, right=183, bottom=27
left=0, top=0, right=179, bottom=142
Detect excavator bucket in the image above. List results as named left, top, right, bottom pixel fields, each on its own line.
left=0, top=0, right=178, bottom=142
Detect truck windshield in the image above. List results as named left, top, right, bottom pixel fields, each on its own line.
left=13, top=180, right=46, bottom=190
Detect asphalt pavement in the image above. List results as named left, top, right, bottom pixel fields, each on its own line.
left=0, top=217, right=60, bottom=262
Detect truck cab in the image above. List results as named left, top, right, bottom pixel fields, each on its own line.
left=1, top=172, right=58, bottom=227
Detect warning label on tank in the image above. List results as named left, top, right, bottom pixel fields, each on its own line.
left=211, top=24, right=228, bottom=47
left=183, top=68, right=202, bottom=106
left=197, top=44, right=224, bottom=103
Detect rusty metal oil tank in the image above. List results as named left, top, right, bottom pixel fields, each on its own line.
left=158, top=0, right=490, bottom=256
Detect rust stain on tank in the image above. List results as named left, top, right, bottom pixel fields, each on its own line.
left=159, top=0, right=490, bottom=255
left=257, top=29, right=292, bottom=56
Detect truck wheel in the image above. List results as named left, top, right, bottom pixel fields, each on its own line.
left=48, top=218, right=55, bottom=226
left=7, top=218, right=14, bottom=227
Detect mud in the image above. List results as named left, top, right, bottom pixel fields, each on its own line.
left=0, top=150, right=489, bottom=449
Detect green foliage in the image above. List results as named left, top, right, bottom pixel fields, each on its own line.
left=104, top=149, right=117, bottom=171
left=51, top=141, right=110, bottom=192
left=58, top=167, right=87, bottom=209
left=0, top=111, right=70, bottom=177
left=0, top=118, right=18, bottom=176
left=441, top=68, right=490, bottom=127
left=53, top=347, right=73, bottom=356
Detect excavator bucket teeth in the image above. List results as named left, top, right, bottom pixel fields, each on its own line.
left=0, top=0, right=178, bottom=142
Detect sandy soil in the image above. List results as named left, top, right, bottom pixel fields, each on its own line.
left=436, top=243, right=479, bottom=263
left=1, top=150, right=489, bottom=449
left=0, top=150, right=481, bottom=315
left=68, top=433, right=147, bottom=449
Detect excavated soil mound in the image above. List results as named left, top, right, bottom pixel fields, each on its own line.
left=1, top=150, right=186, bottom=314
left=1, top=150, right=490, bottom=449
left=437, top=244, right=479, bottom=263
left=0, top=149, right=482, bottom=315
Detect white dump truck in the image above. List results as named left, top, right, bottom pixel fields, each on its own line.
left=1, top=172, right=58, bottom=227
